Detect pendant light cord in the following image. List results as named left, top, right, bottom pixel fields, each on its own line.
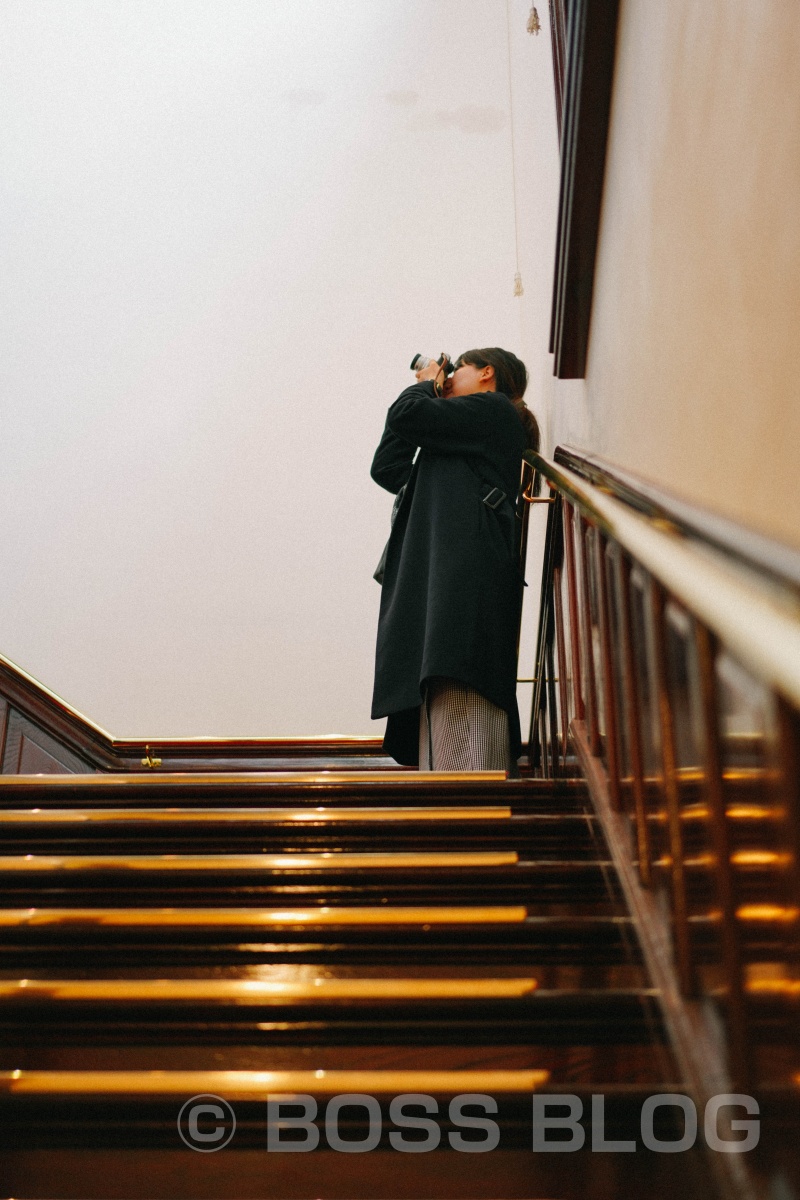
left=505, top=0, right=523, bottom=296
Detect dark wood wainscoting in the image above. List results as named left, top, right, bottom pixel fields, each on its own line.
left=549, top=0, right=620, bottom=379
left=1, top=705, right=96, bottom=774
left=0, top=666, right=107, bottom=775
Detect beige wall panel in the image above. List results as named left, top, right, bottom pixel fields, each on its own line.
left=550, top=0, right=800, bottom=548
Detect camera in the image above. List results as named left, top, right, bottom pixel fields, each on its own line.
left=410, top=353, right=455, bottom=376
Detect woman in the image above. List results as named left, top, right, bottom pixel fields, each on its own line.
left=370, top=347, right=539, bottom=770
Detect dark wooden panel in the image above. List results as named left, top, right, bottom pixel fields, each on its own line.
left=549, top=0, right=568, bottom=139
left=550, top=0, right=620, bottom=379
left=0, top=658, right=116, bottom=771
left=2, top=712, right=95, bottom=775
left=0, top=699, right=8, bottom=769
left=18, top=735, right=82, bottom=775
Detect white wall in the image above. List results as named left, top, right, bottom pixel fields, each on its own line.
left=0, top=0, right=560, bottom=736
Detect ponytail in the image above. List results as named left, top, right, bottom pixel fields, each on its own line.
left=512, top=399, right=539, bottom=452
left=457, top=346, right=540, bottom=451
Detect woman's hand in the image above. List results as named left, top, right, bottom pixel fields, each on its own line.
left=415, top=354, right=447, bottom=391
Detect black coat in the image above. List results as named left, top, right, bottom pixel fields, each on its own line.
left=370, top=381, right=526, bottom=766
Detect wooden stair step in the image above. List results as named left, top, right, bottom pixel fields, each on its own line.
left=0, top=978, right=668, bottom=1046
left=0, top=807, right=603, bottom=858
left=0, top=773, right=590, bottom=811
left=0, top=906, right=639, bottom=966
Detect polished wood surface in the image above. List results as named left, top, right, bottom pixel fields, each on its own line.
left=549, top=0, right=620, bottom=378
left=0, top=767, right=716, bottom=1198
left=548, top=0, right=568, bottom=138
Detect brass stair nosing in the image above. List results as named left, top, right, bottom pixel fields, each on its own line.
left=0, top=977, right=539, bottom=1003
left=0, top=771, right=510, bottom=788
left=0, top=806, right=513, bottom=824
left=0, top=1068, right=550, bottom=1095
left=0, top=851, right=519, bottom=872
left=0, top=905, right=530, bottom=928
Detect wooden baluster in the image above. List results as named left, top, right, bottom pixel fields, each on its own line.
left=545, top=498, right=565, bottom=775
left=546, top=638, right=560, bottom=776
left=553, top=562, right=570, bottom=761
left=651, top=581, right=694, bottom=997
left=595, top=532, right=621, bottom=811
left=578, top=517, right=601, bottom=755
left=562, top=503, right=585, bottom=723
left=776, top=698, right=800, bottom=1074
left=695, top=623, right=749, bottom=1089
left=618, top=555, right=653, bottom=887
left=538, top=709, right=550, bottom=779
left=527, top=484, right=562, bottom=774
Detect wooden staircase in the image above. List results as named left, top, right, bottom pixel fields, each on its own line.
left=0, top=765, right=726, bottom=1200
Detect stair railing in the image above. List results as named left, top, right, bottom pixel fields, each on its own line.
left=524, top=446, right=800, bottom=1116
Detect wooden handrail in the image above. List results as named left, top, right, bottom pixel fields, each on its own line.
left=526, top=451, right=800, bottom=710
left=555, top=445, right=800, bottom=590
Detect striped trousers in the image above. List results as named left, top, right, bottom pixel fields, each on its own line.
left=418, top=677, right=511, bottom=772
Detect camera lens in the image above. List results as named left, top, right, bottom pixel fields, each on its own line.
left=410, top=354, right=454, bottom=374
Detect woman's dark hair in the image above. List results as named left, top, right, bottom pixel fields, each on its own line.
left=457, top=346, right=539, bottom=451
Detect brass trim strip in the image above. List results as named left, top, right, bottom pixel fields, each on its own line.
left=0, top=905, right=529, bottom=927
left=0, top=851, right=519, bottom=872
left=113, top=736, right=385, bottom=748
left=0, top=806, right=512, bottom=825
left=0, top=771, right=508, bottom=787
left=0, top=977, right=538, bottom=1002
left=0, top=1068, right=550, bottom=1096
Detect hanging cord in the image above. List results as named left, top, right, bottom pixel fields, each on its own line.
left=505, top=0, right=523, bottom=297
